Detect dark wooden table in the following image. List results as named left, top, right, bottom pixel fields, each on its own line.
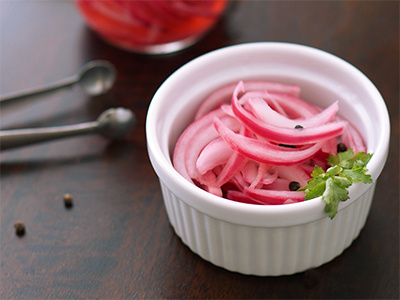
left=1, top=1, right=398, bottom=299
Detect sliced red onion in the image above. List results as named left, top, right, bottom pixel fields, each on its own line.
left=276, top=165, right=310, bottom=188
left=321, top=137, right=338, bottom=155
left=173, top=80, right=366, bottom=207
left=197, top=170, right=222, bottom=197
left=231, top=82, right=347, bottom=145
left=196, top=137, right=234, bottom=175
left=241, top=162, right=278, bottom=188
left=216, top=151, right=246, bottom=187
left=248, top=96, right=339, bottom=129
left=213, top=116, right=324, bottom=166
left=266, top=92, right=320, bottom=118
left=245, top=187, right=305, bottom=205
left=345, top=123, right=366, bottom=153
left=264, top=178, right=292, bottom=191
left=195, top=80, right=301, bottom=120
left=173, top=108, right=240, bottom=183
left=226, top=190, right=265, bottom=205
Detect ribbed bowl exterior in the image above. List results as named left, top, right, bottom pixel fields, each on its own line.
left=159, top=180, right=376, bottom=276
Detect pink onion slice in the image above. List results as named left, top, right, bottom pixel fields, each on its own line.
left=245, top=187, right=305, bottom=205
left=241, top=161, right=262, bottom=185
left=275, top=165, right=310, bottom=188
left=213, top=116, right=324, bottom=166
left=226, top=190, right=265, bottom=205
left=344, top=122, right=366, bottom=153
left=195, top=80, right=301, bottom=120
left=215, top=125, right=247, bottom=186
left=266, top=92, right=320, bottom=118
left=231, top=82, right=347, bottom=145
left=173, top=108, right=240, bottom=183
left=264, top=178, right=291, bottom=191
left=238, top=90, right=318, bottom=120
left=241, top=162, right=277, bottom=188
left=259, top=166, right=278, bottom=185
left=197, top=170, right=222, bottom=197
left=248, top=96, right=339, bottom=129
left=216, top=151, right=246, bottom=187
left=196, top=137, right=234, bottom=175
left=321, top=137, right=338, bottom=155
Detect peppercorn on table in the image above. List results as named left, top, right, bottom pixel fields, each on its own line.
left=1, top=1, right=398, bottom=299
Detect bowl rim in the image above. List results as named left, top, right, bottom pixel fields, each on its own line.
left=146, top=42, right=390, bottom=227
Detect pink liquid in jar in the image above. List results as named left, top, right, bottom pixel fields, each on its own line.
left=75, top=0, right=229, bottom=54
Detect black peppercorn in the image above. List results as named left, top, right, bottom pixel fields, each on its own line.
left=14, top=221, right=25, bottom=237
left=289, top=181, right=301, bottom=191
left=295, top=124, right=304, bottom=129
left=63, top=193, right=73, bottom=208
left=337, top=142, right=347, bottom=153
left=279, top=143, right=296, bottom=149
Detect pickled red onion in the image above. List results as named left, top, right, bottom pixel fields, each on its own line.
left=195, top=80, right=301, bottom=120
left=231, top=82, right=348, bottom=145
left=173, top=80, right=366, bottom=205
left=213, top=116, right=324, bottom=166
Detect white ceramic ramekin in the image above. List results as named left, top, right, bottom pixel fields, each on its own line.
left=146, top=43, right=390, bottom=276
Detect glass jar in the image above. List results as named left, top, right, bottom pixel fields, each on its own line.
left=74, top=0, right=229, bottom=54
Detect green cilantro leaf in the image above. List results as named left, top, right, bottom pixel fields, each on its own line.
left=323, top=177, right=350, bottom=219
left=300, top=149, right=373, bottom=219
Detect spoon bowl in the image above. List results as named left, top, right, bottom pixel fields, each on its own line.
left=97, top=107, right=136, bottom=139
left=78, top=60, right=116, bottom=96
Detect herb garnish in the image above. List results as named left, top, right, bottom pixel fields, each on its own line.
left=300, top=149, right=373, bottom=219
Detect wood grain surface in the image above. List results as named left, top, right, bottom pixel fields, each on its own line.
left=1, top=1, right=399, bottom=299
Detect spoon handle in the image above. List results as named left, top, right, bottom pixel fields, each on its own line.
left=0, top=75, right=78, bottom=105
left=0, top=121, right=97, bottom=151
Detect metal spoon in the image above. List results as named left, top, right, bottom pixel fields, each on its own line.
left=0, top=107, right=136, bottom=151
left=0, top=60, right=116, bottom=104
